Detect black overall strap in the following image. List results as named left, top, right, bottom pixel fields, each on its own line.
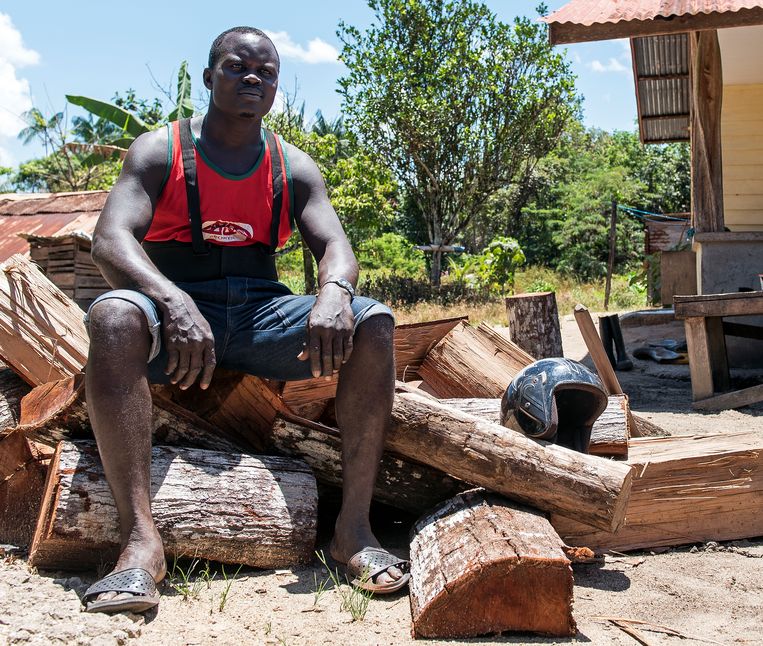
left=178, top=118, right=208, bottom=256
left=264, top=129, right=284, bottom=254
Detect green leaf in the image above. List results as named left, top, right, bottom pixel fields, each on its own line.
left=66, top=95, right=149, bottom=138
left=168, top=61, right=194, bottom=121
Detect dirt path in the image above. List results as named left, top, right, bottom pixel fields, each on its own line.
left=1, top=313, right=761, bottom=646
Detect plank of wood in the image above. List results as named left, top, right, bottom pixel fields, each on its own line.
left=684, top=317, right=716, bottom=400
left=29, top=440, right=318, bottom=570
left=437, top=395, right=629, bottom=458
left=550, top=432, right=763, bottom=552
left=418, top=322, right=533, bottom=398
left=692, top=383, right=763, bottom=411
left=674, top=291, right=763, bottom=318
left=573, top=305, right=622, bottom=396
left=0, top=254, right=89, bottom=385
left=410, top=489, right=575, bottom=638
left=389, top=388, right=633, bottom=532
left=394, top=316, right=467, bottom=381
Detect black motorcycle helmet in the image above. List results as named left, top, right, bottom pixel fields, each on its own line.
left=500, top=358, right=608, bottom=453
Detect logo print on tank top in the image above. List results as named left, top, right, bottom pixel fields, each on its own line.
left=201, top=220, right=255, bottom=243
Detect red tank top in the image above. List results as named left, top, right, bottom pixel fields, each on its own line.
left=145, top=120, right=293, bottom=248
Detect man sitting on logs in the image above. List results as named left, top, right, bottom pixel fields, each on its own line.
left=81, top=26, right=408, bottom=614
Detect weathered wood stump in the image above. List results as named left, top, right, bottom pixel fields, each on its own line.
left=410, top=489, right=576, bottom=639
left=505, top=291, right=563, bottom=358
left=29, top=441, right=318, bottom=570
left=389, top=388, right=633, bottom=532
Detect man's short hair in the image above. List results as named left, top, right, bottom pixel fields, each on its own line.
left=208, top=26, right=279, bottom=69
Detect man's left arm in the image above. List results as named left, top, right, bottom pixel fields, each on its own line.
left=288, top=144, right=359, bottom=378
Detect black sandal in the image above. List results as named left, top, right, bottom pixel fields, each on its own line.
left=82, top=568, right=160, bottom=614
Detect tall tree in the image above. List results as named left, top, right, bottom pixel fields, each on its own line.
left=338, top=0, right=580, bottom=284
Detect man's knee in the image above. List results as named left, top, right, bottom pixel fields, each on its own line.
left=87, top=298, right=149, bottom=348
left=355, top=314, right=394, bottom=353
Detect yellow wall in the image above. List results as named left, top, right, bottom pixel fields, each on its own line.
left=721, top=84, right=763, bottom=231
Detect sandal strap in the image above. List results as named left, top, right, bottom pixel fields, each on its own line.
left=348, top=548, right=410, bottom=582
left=83, top=568, right=157, bottom=602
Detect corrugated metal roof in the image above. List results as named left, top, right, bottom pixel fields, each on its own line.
left=632, top=34, right=691, bottom=143
left=544, top=0, right=763, bottom=43
left=546, top=0, right=763, bottom=27
left=0, top=191, right=106, bottom=261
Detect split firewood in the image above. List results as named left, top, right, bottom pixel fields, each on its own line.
left=418, top=321, right=534, bottom=398
left=409, top=489, right=576, bottom=639
left=389, top=388, right=633, bottom=532
left=0, top=368, right=31, bottom=433
left=16, top=375, right=249, bottom=453
left=438, top=394, right=630, bottom=458
left=551, top=431, right=763, bottom=551
left=0, top=254, right=89, bottom=386
left=270, top=416, right=467, bottom=514
left=29, top=440, right=318, bottom=570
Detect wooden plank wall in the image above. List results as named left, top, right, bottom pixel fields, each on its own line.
left=722, top=84, right=763, bottom=231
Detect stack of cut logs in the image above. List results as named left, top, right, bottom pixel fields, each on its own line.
left=1, top=253, right=762, bottom=639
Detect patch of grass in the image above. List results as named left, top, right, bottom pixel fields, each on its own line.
left=217, top=563, right=242, bottom=612
left=168, top=556, right=213, bottom=601
left=315, top=550, right=373, bottom=622
left=311, top=570, right=330, bottom=607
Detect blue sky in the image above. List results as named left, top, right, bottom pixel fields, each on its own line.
left=0, top=0, right=638, bottom=168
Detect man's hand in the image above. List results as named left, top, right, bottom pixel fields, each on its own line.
left=161, top=289, right=216, bottom=389
left=298, top=284, right=355, bottom=378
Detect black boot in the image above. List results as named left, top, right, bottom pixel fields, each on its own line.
left=607, top=314, right=633, bottom=371
left=598, top=316, right=617, bottom=369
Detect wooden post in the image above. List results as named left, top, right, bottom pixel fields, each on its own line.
left=29, top=441, right=318, bottom=570
left=410, top=490, right=575, bottom=638
left=690, top=30, right=724, bottom=233
left=504, top=291, right=563, bottom=358
left=604, top=199, right=617, bottom=310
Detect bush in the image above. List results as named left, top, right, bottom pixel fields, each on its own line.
left=359, top=273, right=491, bottom=306
left=356, top=232, right=426, bottom=277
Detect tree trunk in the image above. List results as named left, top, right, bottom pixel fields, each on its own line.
left=270, top=416, right=467, bottom=514
left=29, top=440, right=318, bottom=570
left=410, top=489, right=575, bottom=639
left=418, top=321, right=534, bottom=398
left=388, top=389, right=633, bottom=532
left=504, top=291, right=563, bottom=359
left=430, top=249, right=443, bottom=287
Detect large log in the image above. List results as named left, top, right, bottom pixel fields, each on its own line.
left=410, top=489, right=575, bottom=639
left=388, top=388, right=632, bottom=532
left=504, top=291, right=563, bottom=359
left=551, top=432, right=763, bottom=551
left=16, top=375, right=248, bottom=453
left=0, top=254, right=89, bottom=386
left=418, top=322, right=534, bottom=398
left=439, top=394, right=630, bottom=458
left=29, top=440, right=318, bottom=570
left=270, top=416, right=467, bottom=514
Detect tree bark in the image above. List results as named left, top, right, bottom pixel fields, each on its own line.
left=29, top=440, right=318, bottom=570
left=388, top=389, right=633, bottom=532
left=270, top=416, right=467, bottom=514
left=418, top=322, right=534, bottom=398
left=0, top=368, right=31, bottom=434
left=504, top=291, right=563, bottom=359
left=410, top=489, right=575, bottom=639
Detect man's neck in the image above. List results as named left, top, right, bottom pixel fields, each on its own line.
left=198, top=105, right=263, bottom=150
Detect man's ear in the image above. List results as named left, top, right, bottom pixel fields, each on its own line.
left=203, top=68, right=213, bottom=91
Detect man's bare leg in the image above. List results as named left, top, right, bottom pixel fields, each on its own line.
left=330, top=315, right=403, bottom=585
left=85, top=300, right=166, bottom=602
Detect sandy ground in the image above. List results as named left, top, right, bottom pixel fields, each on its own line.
left=1, top=312, right=761, bottom=646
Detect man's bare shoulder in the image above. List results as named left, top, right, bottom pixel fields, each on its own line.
left=280, top=139, right=323, bottom=188
left=120, top=126, right=170, bottom=186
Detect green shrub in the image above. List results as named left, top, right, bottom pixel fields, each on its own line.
left=356, top=232, right=426, bottom=278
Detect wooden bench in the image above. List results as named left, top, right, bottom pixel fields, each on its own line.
left=674, top=291, right=763, bottom=410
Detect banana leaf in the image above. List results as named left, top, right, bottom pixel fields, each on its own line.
left=66, top=95, right=149, bottom=138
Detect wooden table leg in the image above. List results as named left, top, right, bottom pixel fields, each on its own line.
left=705, top=316, right=730, bottom=392
left=684, top=317, right=715, bottom=401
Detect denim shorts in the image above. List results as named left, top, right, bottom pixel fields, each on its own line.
left=85, top=278, right=393, bottom=383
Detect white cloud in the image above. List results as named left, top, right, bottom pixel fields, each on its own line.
left=0, top=13, right=39, bottom=157
left=266, top=31, right=339, bottom=64
left=0, top=144, right=14, bottom=167
left=590, top=57, right=629, bottom=73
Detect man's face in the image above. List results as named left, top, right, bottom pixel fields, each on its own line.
left=204, top=32, right=279, bottom=119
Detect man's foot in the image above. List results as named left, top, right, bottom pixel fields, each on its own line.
left=329, top=523, right=409, bottom=593
left=84, top=530, right=167, bottom=613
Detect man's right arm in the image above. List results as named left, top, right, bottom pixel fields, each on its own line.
left=91, top=129, right=216, bottom=390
